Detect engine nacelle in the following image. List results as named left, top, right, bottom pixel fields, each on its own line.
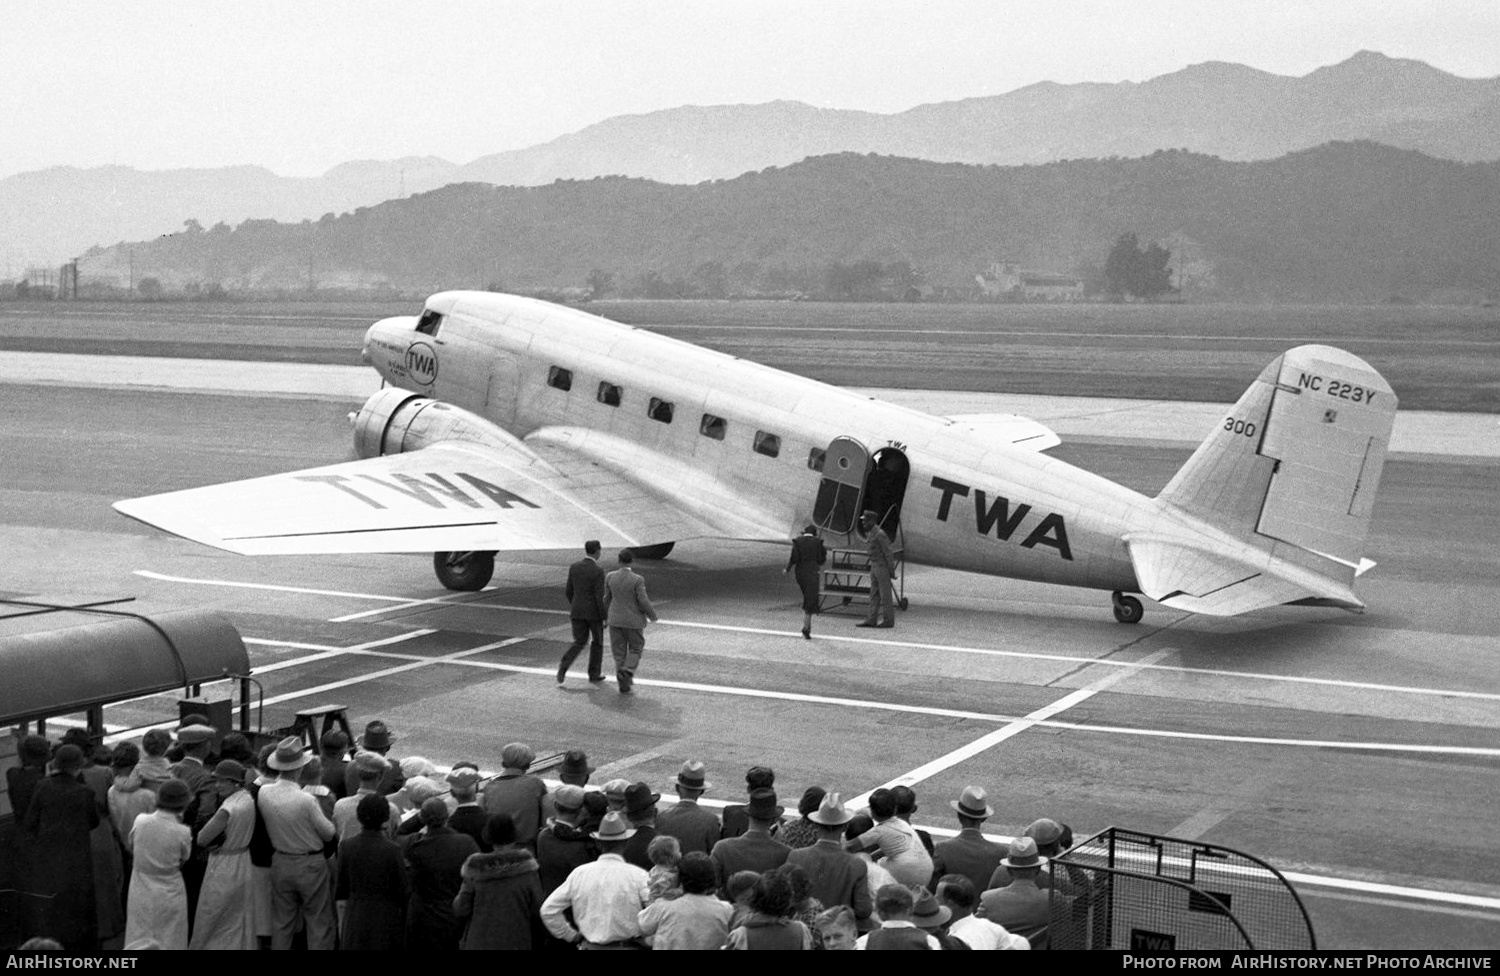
left=351, top=387, right=520, bottom=459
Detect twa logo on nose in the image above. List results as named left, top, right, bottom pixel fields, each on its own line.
left=406, top=342, right=437, bottom=385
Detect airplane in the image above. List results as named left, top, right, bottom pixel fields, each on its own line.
left=115, top=291, right=1398, bottom=624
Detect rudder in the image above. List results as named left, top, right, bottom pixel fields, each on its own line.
left=1159, top=345, right=1397, bottom=573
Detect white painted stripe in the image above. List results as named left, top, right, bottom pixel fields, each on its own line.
left=139, top=570, right=1500, bottom=703
left=1290, top=887, right=1500, bottom=918
left=283, top=640, right=1500, bottom=758
left=244, top=629, right=437, bottom=674
left=257, top=637, right=526, bottom=708
left=849, top=649, right=1176, bottom=806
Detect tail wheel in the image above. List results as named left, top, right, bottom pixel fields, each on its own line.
left=1112, top=592, right=1144, bottom=624
left=628, top=542, right=675, bottom=560
left=434, top=551, right=495, bottom=591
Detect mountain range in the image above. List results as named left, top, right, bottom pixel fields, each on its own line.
left=5, top=51, right=1500, bottom=266
left=76, top=141, right=1500, bottom=303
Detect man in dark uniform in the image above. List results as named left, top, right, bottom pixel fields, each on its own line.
left=558, top=540, right=608, bottom=684
left=857, top=509, right=898, bottom=629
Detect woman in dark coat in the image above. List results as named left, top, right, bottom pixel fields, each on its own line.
left=21, top=745, right=99, bottom=949
left=785, top=524, right=827, bottom=639
left=5, top=735, right=51, bottom=938
left=453, top=814, right=544, bottom=950
left=335, top=793, right=408, bottom=951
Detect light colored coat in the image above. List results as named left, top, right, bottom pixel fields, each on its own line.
left=604, top=567, right=658, bottom=629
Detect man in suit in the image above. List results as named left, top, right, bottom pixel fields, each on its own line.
left=708, top=788, right=791, bottom=895
left=856, top=509, right=898, bottom=629
left=784, top=792, right=872, bottom=928
left=603, top=549, right=659, bottom=694
left=558, top=539, right=608, bottom=684
left=655, top=760, right=720, bottom=855
left=930, top=784, right=1008, bottom=894
left=977, top=837, right=1053, bottom=946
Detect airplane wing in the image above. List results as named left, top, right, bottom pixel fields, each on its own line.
left=114, top=441, right=736, bottom=555
left=944, top=414, right=1060, bottom=452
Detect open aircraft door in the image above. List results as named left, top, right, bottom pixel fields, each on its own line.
left=813, top=436, right=870, bottom=534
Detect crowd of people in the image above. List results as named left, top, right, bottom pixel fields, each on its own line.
left=4, top=715, right=1076, bottom=951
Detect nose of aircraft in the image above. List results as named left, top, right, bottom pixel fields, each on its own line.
left=363, top=315, right=420, bottom=378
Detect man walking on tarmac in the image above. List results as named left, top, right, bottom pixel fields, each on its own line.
left=558, top=539, right=608, bottom=685
left=604, top=549, right=659, bottom=694
left=856, top=509, right=897, bottom=629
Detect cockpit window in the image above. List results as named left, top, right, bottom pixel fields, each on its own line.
left=415, top=310, right=443, bottom=336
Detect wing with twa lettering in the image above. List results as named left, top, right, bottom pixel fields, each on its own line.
left=944, top=414, right=1061, bottom=452
left=113, top=443, right=729, bottom=555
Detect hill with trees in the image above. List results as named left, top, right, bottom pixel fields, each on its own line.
left=74, top=142, right=1500, bottom=303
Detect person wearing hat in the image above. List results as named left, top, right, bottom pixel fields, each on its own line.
left=19, top=744, right=100, bottom=949
left=720, top=765, right=780, bottom=840
left=540, top=811, right=651, bottom=948
left=976, top=836, right=1052, bottom=945
left=619, top=782, right=661, bottom=871
left=188, top=759, right=256, bottom=949
left=655, top=760, right=721, bottom=856
left=911, top=886, right=968, bottom=949
left=986, top=816, right=1072, bottom=891
left=537, top=784, right=597, bottom=897
left=855, top=509, right=898, bottom=629
left=540, top=749, right=597, bottom=825
left=559, top=539, right=609, bottom=685
left=709, top=787, right=791, bottom=897
left=257, top=736, right=337, bottom=950
left=333, top=750, right=402, bottom=842
left=602, top=548, right=660, bottom=694
left=446, top=764, right=490, bottom=851
left=853, top=884, right=941, bottom=950
left=930, top=785, right=1008, bottom=894
left=481, top=742, right=549, bottom=851
left=785, top=792, right=872, bottom=926
left=318, top=728, right=351, bottom=801
left=936, top=874, right=1030, bottom=950
left=784, top=523, right=827, bottom=639
left=403, top=797, right=481, bottom=951
left=343, top=719, right=405, bottom=798
left=123, top=777, right=193, bottom=951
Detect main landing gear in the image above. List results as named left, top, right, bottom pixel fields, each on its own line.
left=434, top=551, right=496, bottom=591
left=1112, top=590, right=1144, bottom=624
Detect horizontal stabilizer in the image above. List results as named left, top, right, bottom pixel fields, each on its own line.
left=945, top=414, right=1061, bottom=452
left=1127, top=536, right=1364, bottom=616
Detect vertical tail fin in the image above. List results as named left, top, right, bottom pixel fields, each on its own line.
left=1158, top=345, right=1397, bottom=576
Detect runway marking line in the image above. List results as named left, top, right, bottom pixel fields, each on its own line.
left=849, top=649, right=1177, bottom=808
left=234, top=634, right=1500, bottom=759
left=136, top=569, right=1500, bottom=704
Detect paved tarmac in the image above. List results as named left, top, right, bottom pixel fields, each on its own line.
left=4, top=357, right=1498, bottom=949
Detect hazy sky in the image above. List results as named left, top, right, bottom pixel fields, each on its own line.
left=3, top=0, right=1497, bottom=179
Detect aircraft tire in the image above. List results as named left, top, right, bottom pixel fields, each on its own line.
left=1112, top=594, right=1144, bottom=624
left=434, top=551, right=495, bottom=591
left=898, top=597, right=910, bottom=611
left=628, top=542, right=675, bottom=560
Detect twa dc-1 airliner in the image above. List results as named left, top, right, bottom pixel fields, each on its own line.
left=116, top=292, right=1397, bottom=624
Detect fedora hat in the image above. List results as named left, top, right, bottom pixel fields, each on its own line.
left=590, top=810, right=637, bottom=842
left=1000, top=836, right=1048, bottom=870
left=624, top=782, right=661, bottom=814
left=911, top=888, right=953, bottom=930
left=357, top=720, right=395, bottom=750
left=674, top=760, right=711, bottom=793
left=176, top=724, right=215, bottom=746
left=559, top=749, right=594, bottom=779
left=1025, top=817, right=1063, bottom=847
left=949, top=785, right=993, bottom=820
left=267, top=736, right=312, bottom=771
left=746, top=787, right=784, bottom=821
left=808, top=791, right=854, bottom=826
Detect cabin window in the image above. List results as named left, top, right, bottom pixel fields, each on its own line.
left=547, top=366, right=573, bottom=391
left=415, top=310, right=443, bottom=336
left=699, top=414, right=727, bottom=440
left=597, top=382, right=622, bottom=406
left=807, top=448, right=826, bottom=472
left=649, top=397, right=674, bottom=423
left=754, top=430, right=781, bottom=458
